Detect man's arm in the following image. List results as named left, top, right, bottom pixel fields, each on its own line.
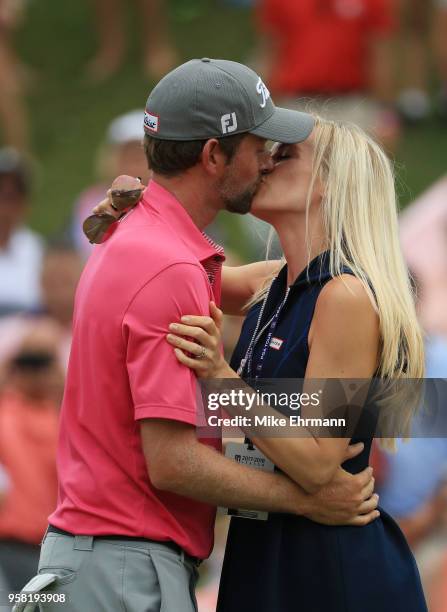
left=141, top=419, right=379, bottom=525
left=0, top=463, right=9, bottom=508
left=142, top=419, right=305, bottom=515
left=124, top=263, right=303, bottom=515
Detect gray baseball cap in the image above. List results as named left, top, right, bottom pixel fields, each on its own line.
left=144, top=58, right=314, bottom=144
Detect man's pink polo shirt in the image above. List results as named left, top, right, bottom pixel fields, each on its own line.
left=49, top=181, right=224, bottom=559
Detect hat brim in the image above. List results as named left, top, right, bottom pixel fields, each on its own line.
left=250, top=106, right=315, bottom=144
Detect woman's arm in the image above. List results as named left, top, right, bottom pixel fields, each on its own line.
left=168, top=275, right=380, bottom=493
left=250, top=274, right=380, bottom=491
left=221, top=260, right=282, bottom=315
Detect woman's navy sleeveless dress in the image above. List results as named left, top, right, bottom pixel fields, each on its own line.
left=217, top=252, right=427, bottom=612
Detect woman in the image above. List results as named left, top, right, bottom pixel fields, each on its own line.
left=165, top=117, right=428, bottom=611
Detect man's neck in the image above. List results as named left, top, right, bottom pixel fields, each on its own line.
left=152, top=175, right=219, bottom=231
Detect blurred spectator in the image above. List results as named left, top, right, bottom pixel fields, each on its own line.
left=0, top=243, right=83, bottom=375
left=376, top=273, right=447, bottom=608
left=0, top=0, right=29, bottom=151
left=434, top=0, right=447, bottom=118
left=86, top=0, right=177, bottom=81
left=396, top=0, right=432, bottom=122
left=379, top=430, right=447, bottom=609
left=70, top=110, right=150, bottom=258
left=252, top=0, right=400, bottom=148
left=378, top=434, right=447, bottom=548
left=40, top=243, right=83, bottom=329
left=377, top=272, right=447, bottom=525
left=0, top=147, right=44, bottom=316
left=400, top=176, right=447, bottom=338
left=0, top=319, right=61, bottom=592
left=430, top=553, right=447, bottom=612
left=397, top=0, right=447, bottom=121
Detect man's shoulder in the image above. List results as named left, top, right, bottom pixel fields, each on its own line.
left=80, top=214, right=208, bottom=312
left=114, top=207, right=197, bottom=261
left=96, top=210, right=199, bottom=271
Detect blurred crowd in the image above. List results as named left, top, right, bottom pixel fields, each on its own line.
left=1, top=0, right=447, bottom=611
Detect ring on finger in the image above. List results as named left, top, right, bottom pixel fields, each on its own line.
left=196, top=345, right=207, bottom=360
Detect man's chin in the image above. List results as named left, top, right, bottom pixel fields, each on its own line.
left=224, top=191, right=256, bottom=215
left=225, top=202, right=252, bottom=215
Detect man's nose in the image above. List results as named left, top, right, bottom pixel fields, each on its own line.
left=261, top=152, right=275, bottom=174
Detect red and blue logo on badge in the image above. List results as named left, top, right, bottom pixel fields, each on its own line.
left=269, top=337, right=284, bottom=350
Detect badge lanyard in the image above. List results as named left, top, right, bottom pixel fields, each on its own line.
left=237, top=283, right=290, bottom=452
left=238, top=284, right=291, bottom=383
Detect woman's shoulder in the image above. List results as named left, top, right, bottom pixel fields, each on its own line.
left=307, top=274, right=381, bottom=377
left=313, top=274, right=379, bottom=342
left=319, top=274, right=374, bottom=310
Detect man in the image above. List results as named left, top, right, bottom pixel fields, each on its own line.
left=17, top=59, right=377, bottom=612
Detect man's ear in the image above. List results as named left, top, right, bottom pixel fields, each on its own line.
left=201, top=139, right=227, bottom=177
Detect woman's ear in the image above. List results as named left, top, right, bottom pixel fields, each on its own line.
left=315, top=176, right=324, bottom=202
left=309, top=167, right=324, bottom=206
left=201, top=139, right=227, bottom=177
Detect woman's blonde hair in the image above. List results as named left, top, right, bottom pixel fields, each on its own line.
left=254, top=116, right=425, bottom=448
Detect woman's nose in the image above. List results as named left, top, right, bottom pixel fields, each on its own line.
left=261, top=153, right=275, bottom=174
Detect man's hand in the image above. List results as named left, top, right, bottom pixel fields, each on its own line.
left=92, top=176, right=145, bottom=218
left=84, top=176, right=145, bottom=244
left=92, top=190, right=121, bottom=219
left=303, top=466, right=379, bottom=526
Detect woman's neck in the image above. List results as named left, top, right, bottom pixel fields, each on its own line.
left=273, top=214, right=327, bottom=286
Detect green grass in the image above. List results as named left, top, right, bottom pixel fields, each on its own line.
left=395, top=121, right=446, bottom=208
left=13, top=0, right=447, bottom=242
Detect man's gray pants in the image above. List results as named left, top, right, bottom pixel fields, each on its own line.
left=34, top=531, right=199, bottom=612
